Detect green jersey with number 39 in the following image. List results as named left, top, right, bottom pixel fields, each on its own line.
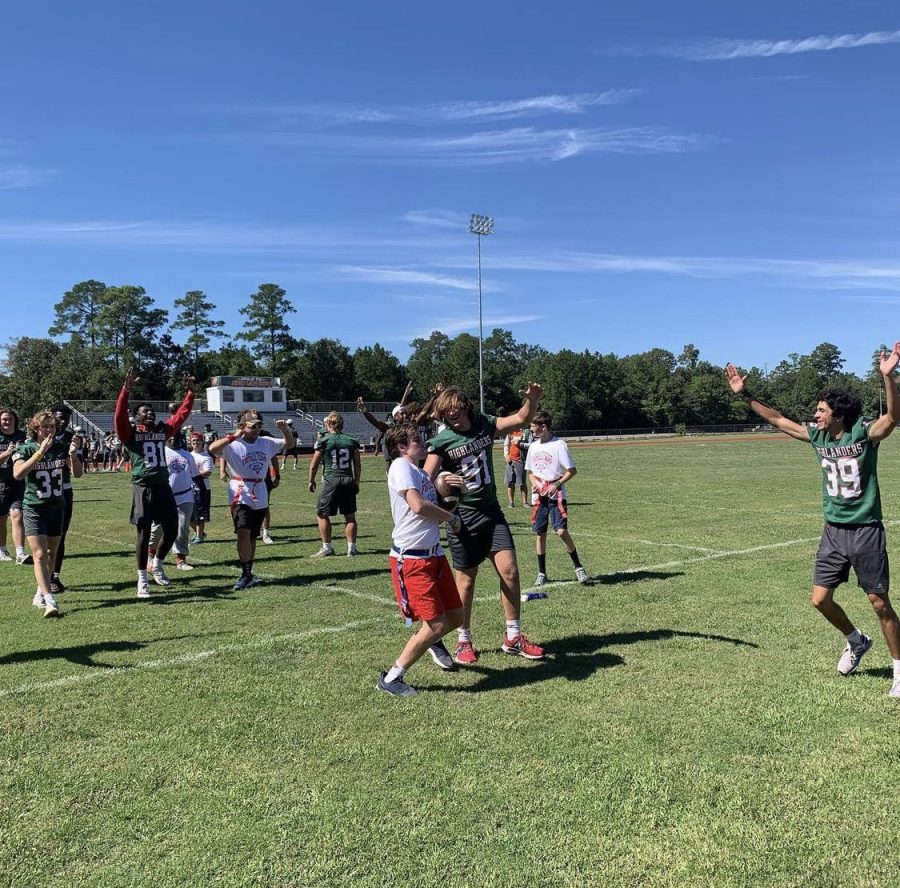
left=427, top=414, right=498, bottom=509
left=315, top=432, right=359, bottom=479
left=809, top=417, right=881, bottom=524
left=12, top=439, right=69, bottom=510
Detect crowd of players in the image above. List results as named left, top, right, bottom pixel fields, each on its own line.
left=4, top=353, right=900, bottom=698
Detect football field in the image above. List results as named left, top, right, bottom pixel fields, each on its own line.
left=2, top=436, right=900, bottom=887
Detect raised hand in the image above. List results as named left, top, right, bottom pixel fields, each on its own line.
left=522, top=381, right=543, bottom=401
left=725, top=363, right=746, bottom=395
left=182, top=373, right=196, bottom=392
left=124, top=367, right=140, bottom=393
left=878, top=342, right=900, bottom=377
left=356, top=397, right=367, bottom=412
left=274, top=419, right=289, bottom=430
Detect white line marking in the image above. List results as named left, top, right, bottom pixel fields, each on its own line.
left=0, top=618, right=386, bottom=698
left=313, top=583, right=396, bottom=607
left=576, top=531, right=725, bottom=554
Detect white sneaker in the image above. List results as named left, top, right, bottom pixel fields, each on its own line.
left=137, top=581, right=151, bottom=599
left=890, top=678, right=900, bottom=698
left=43, top=594, right=60, bottom=618
left=311, top=546, right=334, bottom=558
left=534, top=572, right=548, bottom=587
left=16, top=552, right=33, bottom=565
left=32, top=590, right=44, bottom=608
left=837, top=634, right=873, bottom=676
left=151, top=562, right=172, bottom=586
left=0, top=548, right=11, bottom=562
left=176, top=560, right=194, bottom=571
left=575, top=567, right=590, bottom=585
left=261, top=531, right=274, bottom=544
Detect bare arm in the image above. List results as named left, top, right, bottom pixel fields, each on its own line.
left=308, top=450, right=323, bottom=491
left=495, top=382, right=543, bottom=436
left=356, top=398, right=389, bottom=433
left=398, top=381, right=414, bottom=408
left=69, top=436, right=83, bottom=479
left=867, top=342, right=900, bottom=442
left=400, top=487, right=461, bottom=532
left=12, top=435, right=53, bottom=481
left=725, top=363, right=809, bottom=442
left=352, top=447, right=361, bottom=489
left=423, top=452, right=442, bottom=481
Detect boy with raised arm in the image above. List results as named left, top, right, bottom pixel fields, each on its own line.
left=726, top=345, right=900, bottom=697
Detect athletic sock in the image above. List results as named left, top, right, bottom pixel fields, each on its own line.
left=458, top=628, right=472, bottom=643
left=385, top=664, right=406, bottom=683
left=568, top=549, right=583, bottom=569
left=348, top=542, right=358, bottom=554
left=321, top=543, right=334, bottom=553
left=537, top=554, right=547, bottom=574
left=845, top=628, right=862, bottom=645
left=505, top=620, right=521, bottom=641
left=15, top=546, right=25, bottom=557
left=893, top=659, right=900, bottom=681
left=138, top=569, right=148, bottom=583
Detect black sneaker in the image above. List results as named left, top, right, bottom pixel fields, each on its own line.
left=50, top=577, right=66, bottom=595
left=428, top=640, right=457, bottom=671
left=377, top=671, right=418, bottom=697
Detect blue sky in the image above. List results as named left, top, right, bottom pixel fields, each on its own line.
left=3, top=1, right=900, bottom=377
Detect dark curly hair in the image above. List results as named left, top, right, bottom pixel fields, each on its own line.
left=817, top=388, right=862, bottom=428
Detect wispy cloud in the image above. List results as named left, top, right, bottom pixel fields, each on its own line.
left=334, top=265, right=482, bottom=292
left=215, top=91, right=640, bottom=125
left=752, top=74, right=808, bottom=82
left=652, top=29, right=900, bottom=61
left=222, top=125, right=714, bottom=164
left=401, top=210, right=466, bottom=230
left=409, top=313, right=543, bottom=339
left=0, top=164, right=55, bottom=190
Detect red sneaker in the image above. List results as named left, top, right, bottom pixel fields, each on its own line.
left=501, top=634, right=545, bottom=660
left=454, top=640, right=479, bottom=665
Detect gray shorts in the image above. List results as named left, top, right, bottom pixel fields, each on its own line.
left=504, top=460, right=525, bottom=487
left=813, top=522, right=889, bottom=594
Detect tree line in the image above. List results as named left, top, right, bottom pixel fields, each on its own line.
left=0, top=279, right=890, bottom=428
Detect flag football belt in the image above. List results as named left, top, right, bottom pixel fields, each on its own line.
left=530, top=476, right=567, bottom=523
left=390, top=544, right=441, bottom=559
left=230, top=476, right=264, bottom=507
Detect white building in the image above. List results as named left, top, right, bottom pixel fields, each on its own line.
left=206, top=376, right=287, bottom=413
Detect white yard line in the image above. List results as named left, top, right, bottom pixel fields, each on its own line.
left=0, top=618, right=386, bottom=698
left=575, top=530, right=725, bottom=554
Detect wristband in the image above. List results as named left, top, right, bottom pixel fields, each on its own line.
left=226, top=434, right=237, bottom=444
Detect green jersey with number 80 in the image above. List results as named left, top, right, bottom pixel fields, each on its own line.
left=12, top=439, right=69, bottom=510
left=427, top=414, right=499, bottom=509
left=809, top=417, right=881, bottom=524
left=315, top=432, right=359, bottom=479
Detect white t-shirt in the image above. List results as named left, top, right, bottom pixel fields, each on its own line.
left=388, top=457, right=441, bottom=552
left=222, top=436, right=284, bottom=510
left=525, top=436, right=575, bottom=502
left=165, top=446, right=197, bottom=506
left=190, top=451, right=214, bottom=490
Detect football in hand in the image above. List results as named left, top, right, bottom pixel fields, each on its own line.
left=435, top=471, right=462, bottom=505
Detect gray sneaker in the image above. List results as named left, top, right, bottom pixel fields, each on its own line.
left=43, top=594, right=60, bottom=618
left=428, top=641, right=457, bottom=672
left=151, top=563, right=172, bottom=586
left=575, top=567, right=590, bottom=585
left=311, top=546, right=334, bottom=558
left=534, top=572, right=548, bottom=587
left=233, top=574, right=262, bottom=591
left=837, top=634, right=873, bottom=676
left=377, top=671, right=418, bottom=697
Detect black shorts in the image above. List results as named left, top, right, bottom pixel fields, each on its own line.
left=316, top=477, right=358, bottom=518
left=193, top=487, right=211, bottom=523
left=130, top=484, right=178, bottom=529
left=232, top=503, right=266, bottom=535
left=813, top=522, right=889, bottom=594
left=447, top=502, right=515, bottom=571
left=61, top=487, right=74, bottom=538
left=0, top=480, right=25, bottom=517
left=24, top=505, right=64, bottom=538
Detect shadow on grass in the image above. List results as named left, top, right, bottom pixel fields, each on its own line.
left=68, top=586, right=239, bottom=612
left=414, top=628, right=758, bottom=694
left=593, top=570, right=685, bottom=585
left=0, top=633, right=222, bottom=668
left=285, top=567, right=390, bottom=585
left=860, top=666, right=892, bottom=680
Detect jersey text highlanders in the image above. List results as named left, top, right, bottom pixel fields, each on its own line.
left=809, top=417, right=880, bottom=524
left=427, top=414, right=499, bottom=509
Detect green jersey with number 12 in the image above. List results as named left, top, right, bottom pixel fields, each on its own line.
left=316, top=432, right=359, bottom=479
left=809, top=417, right=881, bottom=525
left=12, top=439, right=68, bottom=510
left=427, top=414, right=499, bottom=509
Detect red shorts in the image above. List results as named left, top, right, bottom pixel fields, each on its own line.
left=389, top=553, right=462, bottom=623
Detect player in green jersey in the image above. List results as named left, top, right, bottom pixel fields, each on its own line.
left=48, top=403, right=82, bottom=595
left=308, top=411, right=361, bottom=556
left=727, top=345, right=900, bottom=697
left=12, top=410, right=83, bottom=617
left=0, top=408, right=28, bottom=564
left=115, top=367, right=195, bottom=598
left=424, top=384, right=545, bottom=664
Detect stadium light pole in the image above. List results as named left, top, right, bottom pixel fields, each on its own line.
left=469, top=213, right=494, bottom=412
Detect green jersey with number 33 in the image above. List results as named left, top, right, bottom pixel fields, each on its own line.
left=809, top=417, right=881, bottom=524
left=13, top=439, right=69, bottom=510
left=315, top=432, right=359, bottom=479
left=427, top=414, right=499, bottom=509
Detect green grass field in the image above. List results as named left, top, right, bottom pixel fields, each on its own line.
left=3, top=436, right=900, bottom=887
